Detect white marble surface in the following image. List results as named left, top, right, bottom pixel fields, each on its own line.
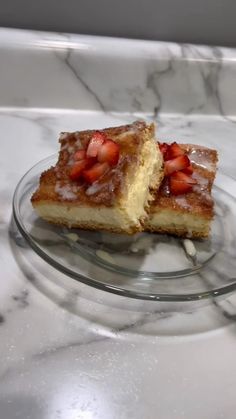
left=1, top=28, right=236, bottom=117
left=1, top=28, right=236, bottom=419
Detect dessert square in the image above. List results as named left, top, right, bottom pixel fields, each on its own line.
left=145, top=143, right=218, bottom=238
left=31, top=120, right=163, bottom=234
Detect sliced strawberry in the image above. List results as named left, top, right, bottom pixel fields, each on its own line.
left=97, top=139, right=120, bottom=166
left=169, top=177, right=193, bottom=195
left=74, top=149, right=86, bottom=161
left=164, top=155, right=190, bottom=176
left=86, top=132, right=106, bottom=158
left=82, top=162, right=110, bottom=184
left=171, top=171, right=197, bottom=184
left=182, top=164, right=194, bottom=175
left=158, top=142, right=169, bottom=156
left=69, top=160, right=88, bottom=181
left=167, top=142, right=184, bottom=159
left=69, top=158, right=95, bottom=181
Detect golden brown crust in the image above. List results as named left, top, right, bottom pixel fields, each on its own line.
left=31, top=120, right=157, bottom=208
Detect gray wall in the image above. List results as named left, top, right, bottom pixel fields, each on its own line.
left=1, top=0, right=236, bottom=47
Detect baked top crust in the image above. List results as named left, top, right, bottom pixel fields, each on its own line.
left=31, top=120, right=160, bottom=208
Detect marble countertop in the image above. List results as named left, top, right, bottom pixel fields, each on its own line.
left=1, top=28, right=236, bottom=419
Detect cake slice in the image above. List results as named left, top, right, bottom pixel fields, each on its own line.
left=31, top=120, right=164, bottom=234
left=145, top=142, right=218, bottom=238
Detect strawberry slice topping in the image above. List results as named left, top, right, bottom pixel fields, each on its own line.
left=74, top=149, right=86, bottom=161
left=158, top=142, right=169, bottom=156
left=97, top=139, right=120, bottom=166
left=169, top=177, right=193, bottom=195
left=182, top=165, right=194, bottom=175
left=164, top=155, right=190, bottom=176
left=70, top=160, right=89, bottom=181
left=82, top=162, right=110, bottom=184
left=86, top=132, right=106, bottom=158
left=68, top=130, right=121, bottom=185
left=158, top=141, right=184, bottom=161
left=69, top=158, right=95, bottom=181
left=159, top=140, right=197, bottom=195
left=167, top=142, right=184, bottom=159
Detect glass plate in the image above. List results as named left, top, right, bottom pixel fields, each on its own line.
left=13, top=155, right=236, bottom=301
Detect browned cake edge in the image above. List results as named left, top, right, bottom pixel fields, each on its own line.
left=34, top=211, right=142, bottom=235
left=146, top=214, right=210, bottom=238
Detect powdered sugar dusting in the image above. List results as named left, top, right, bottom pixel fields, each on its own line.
left=67, top=146, right=74, bottom=154
left=59, top=132, right=69, bottom=141
left=61, top=143, right=69, bottom=151
left=55, top=182, right=78, bottom=200
left=86, top=182, right=106, bottom=196
left=192, top=172, right=209, bottom=188
left=175, top=197, right=191, bottom=210
left=67, top=158, right=75, bottom=166
left=192, top=185, right=212, bottom=203
left=61, top=141, right=74, bottom=153
left=189, top=149, right=215, bottom=172
left=54, top=166, right=62, bottom=179
left=75, top=138, right=83, bottom=149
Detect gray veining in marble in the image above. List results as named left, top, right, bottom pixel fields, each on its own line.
left=1, top=28, right=236, bottom=119
left=1, top=27, right=236, bottom=419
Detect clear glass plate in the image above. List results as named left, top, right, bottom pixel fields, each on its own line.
left=13, top=155, right=236, bottom=301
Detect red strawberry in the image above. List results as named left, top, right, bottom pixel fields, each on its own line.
left=164, top=155, right=190, bottom=176
left=169, top=177, right=193, bottom=195
left=182, top=164, right=194, bottom=175
left=97, top=139, right=120, bottom=166
left=69, top=158, right=95, bottom=181
left=82, top=162, right=110, bottom=184
left=74, top=149, right=86, bottom=161
left=171, top=171, right=197, bottom=184
left=86, top=132, right=106, bottom=157
left=158, top=142, right=169, bottom=156
left=70, top=160, right=88, bottom=181
left=167, top=142, right=184, bottom=159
